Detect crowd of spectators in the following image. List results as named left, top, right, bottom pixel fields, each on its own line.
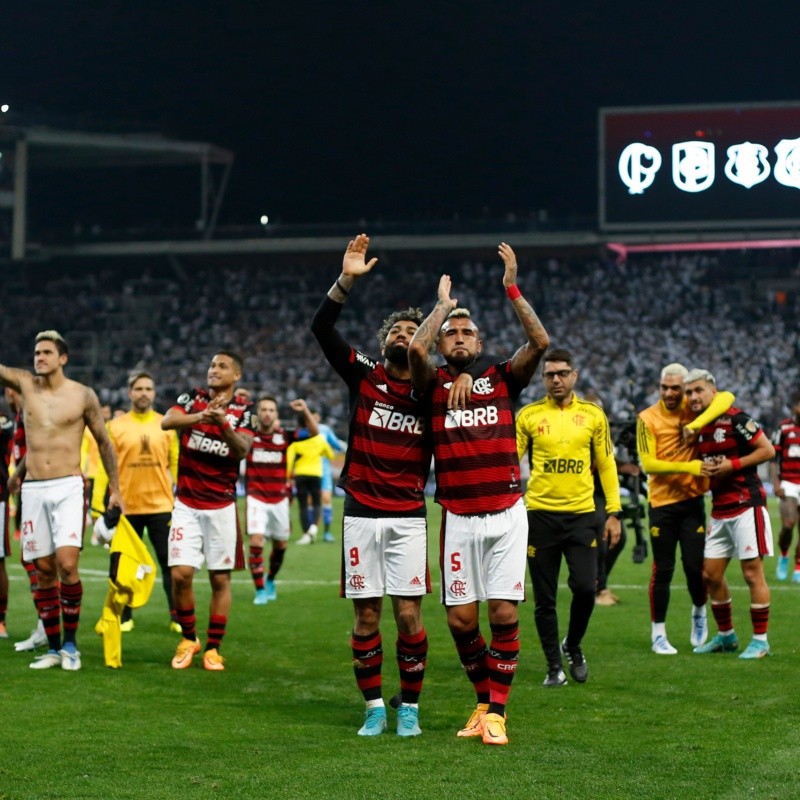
left=2, top=247, right=799, bottom=439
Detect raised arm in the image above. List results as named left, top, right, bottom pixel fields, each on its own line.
left=498, top=243, right=550, bottom=386
left=0, top=365, right=30, bottom=393
left=289, top=398, right=318, bottom=437
left=408, top=275, right=457, bottom=391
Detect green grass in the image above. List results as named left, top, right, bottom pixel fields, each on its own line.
left=2, top=497, right=798, bottom=800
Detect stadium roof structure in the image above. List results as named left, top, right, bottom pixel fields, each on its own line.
left=0, top=124, right=233, bottom=259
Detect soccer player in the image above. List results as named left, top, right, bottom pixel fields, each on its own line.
left=92, top=371, right=180, bottom=631
left=162, top=351, right=255, bottom=671
left=0, top=405, right=13, bottom=638
left=287, top=430, right=335, bottom=544
left=408, top=243, right=549, bottom=746
left=685, top=369, right=776, bottom=659
left=770, top=392, right=800, bottom=583
left=246, top=395, right=317, bottom=604
left=516, top=348, right=621, bottom=688
left=307, top=413, right=346, bottom=543
left=637, top=363, right=735, bottom=654
left=0, top=330, right=123, bottom=671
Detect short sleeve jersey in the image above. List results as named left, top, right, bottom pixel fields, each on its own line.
left=431, top=362, right=523, bottom=515
left=696, top=405, right=767, bottom=518
left=246, top=425, right=301, bottom=503
left=771, top=418, right=800, bottom=485
left=172, top=388, right=256, bottom=510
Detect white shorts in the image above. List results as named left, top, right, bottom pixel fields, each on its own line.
left=168, top=498, right=238, bottom=571
left=705, top=506, right=774, bottom=560
left=779, top=480, right=800, bottom=503
left=246, top=496, right=290, bottom=541
left=0, top=500, right=9, bottom=559
left=440, top=497, right=527, bottom=605
left=20, top=476, right=87, bottom=562
left=342, top=516, right=429, bottom=599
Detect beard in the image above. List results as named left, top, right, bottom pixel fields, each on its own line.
left=445, top=353, right=475, bottom=370
left=383, top=344, right=410, bottom=366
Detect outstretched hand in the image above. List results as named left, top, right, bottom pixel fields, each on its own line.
left=438, top=274, right=457, bottom=310
left=342, top=233, right=378, bottom=278
left=498, top=242, right=518, bottom=288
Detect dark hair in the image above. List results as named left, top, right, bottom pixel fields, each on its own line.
left=35, top=330, right=69, bottom=356
left=543, top=347, right=575, bottom=368
left=257, top=394, right=278, bottom=406
left=127, top=370, right=155, bottom=389
left=215, top=350, right=244, bottom=372
left=791, top=391, right=800, bottom=406
left=376, top=308, right=424, bottom=348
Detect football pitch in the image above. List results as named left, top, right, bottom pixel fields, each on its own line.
left=1, top=498, right=797, bottom=800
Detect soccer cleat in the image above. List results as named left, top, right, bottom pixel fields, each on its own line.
left=561, top=638, right=588, bottom=683
left=482, top=713, right=508, bottom=746
left=30, top=650, right=62, bottom=670
left=171, top=637, right=201, bottom=669
left=0, top=621, right=8, bottom=639
left=169, top=620, right=183, bottom=634
left=253, top=588, right=268, bottom=605
left=357, top=706, right=387, bottom=736
left=542, top=667, right=567, bottom=687
left=59, top=646, right=82, bottom=671
left=15, top=621, right=48, bottom=652
left=323, top=531, right=335, bottom=543
left=296, top=533, right=315, bottom=545
left=776, top=555, right=789, bottom=581
left=793, top=570, right=800, bottom=585
left=396, top=704, right=422, bottom=737
left=202, top=648, right=225, bottom=671
left=266, top=578, right=277, bottom=601
left=693, top=632, right=739, bottom=654
left=456, top=703, right=489, bottom=737
left=691, top=611, right=708, bottom=647
left=651, top=635, right=678, bottom=655
left=739, top=638, right=771, bottom=659
left=595, top=589, right=618, bottom=606
left=120, top=619, right=135, bottom=633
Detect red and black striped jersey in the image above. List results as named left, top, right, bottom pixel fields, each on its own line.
left=13, top=411, right=25, bottom=462
left=0, top=414, right=12, bottom=501
left=771, top=418, right=800, bottom=484
left=312, top=296, right=430, bottom=516
left=245, top=426, right=300, bottom=503
left=696, top=405, right=766, bottom=518
left=431, top=361, right=523, bottom=515
left=172, top=388, right=256, bottom=510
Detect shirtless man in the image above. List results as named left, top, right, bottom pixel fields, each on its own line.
left=0, top=330, right=122, bottom=671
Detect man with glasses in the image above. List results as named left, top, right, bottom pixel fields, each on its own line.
left=516, top=348, right=621, bottom=687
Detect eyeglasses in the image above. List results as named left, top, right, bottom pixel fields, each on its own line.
left=542, top=369, right=573, bottom=380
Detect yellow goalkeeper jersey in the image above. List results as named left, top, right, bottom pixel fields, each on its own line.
left=93, top=410, right=179, bottom=515
left=286, top=434, right=335, bottom=479
left=516, top=393, right=621, bottom=514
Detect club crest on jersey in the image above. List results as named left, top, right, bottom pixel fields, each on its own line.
left=272, top=433, right=285, bottom=445
left=472, top=377, right=494, bottom=396
left=713, top=428, right=726, bottom=444
left=445, top=406, right=499, bottom=428
left=188, top=430, right=230, bottom=457
left=368, top=401, right=424, bottom=434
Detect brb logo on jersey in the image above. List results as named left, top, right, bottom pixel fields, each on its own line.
left=543, top=458, right=585, bottom=474
left=188, top=431, right=230, bottom=457
left=252, top=449, right=282, bottom=464
left=368, top=401, right=424, bottom=434
left=445, top=406, right=499, bottom=429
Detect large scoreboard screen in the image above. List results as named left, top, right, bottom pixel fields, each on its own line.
left=599, top=102, right=800, bottom=230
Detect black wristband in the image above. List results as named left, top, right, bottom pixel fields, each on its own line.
left=335, top=279, right=350, bottom=296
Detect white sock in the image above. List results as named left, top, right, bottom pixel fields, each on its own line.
left=692, top=605, right=707, bottom=618
left=651, top=622, right=666, bottom=641
left=366, top=698, right=385, bottom=710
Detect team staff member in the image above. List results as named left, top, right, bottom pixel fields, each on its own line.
left=287, top=429, right=335, bottom=544
left=409, top=243, right=549, bottom=747
left=686, top=369, right=775, bottom=659
left=516, top=348, right=621, bottom=688
left=770, top=393, right=800, bottom=583
left=246, top=395, right=316, bottom=604
left=162, top=351, right=255, bottom=672
left=92, top=371, right=180, bottom=631
left=637, top=363, right=735, bottom=654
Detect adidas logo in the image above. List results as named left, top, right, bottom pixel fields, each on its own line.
left=410, top=576, right=422, bottom=586
left=376, top=384, right=388, bottom=393
left=514, top=582, right=523, bottom=591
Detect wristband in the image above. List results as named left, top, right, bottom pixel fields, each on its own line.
left=730, top=457, right=741, bottom=471
left=335, top=279, right=350, bottom=296
left=505, top=284, right=522, bottom=301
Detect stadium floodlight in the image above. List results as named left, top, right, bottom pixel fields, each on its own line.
left=1, top=105, right=9, bottom=113
left=260, top=214, right=269, bottom=225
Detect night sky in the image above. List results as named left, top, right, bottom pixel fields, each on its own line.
left=4, top=3, right=796, bottom=227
